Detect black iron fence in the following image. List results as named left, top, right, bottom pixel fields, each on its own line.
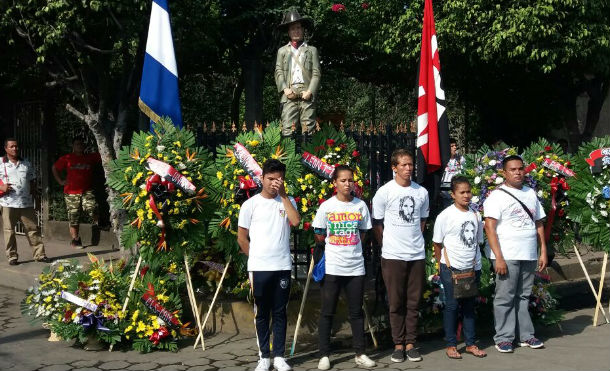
left=191, top=121, right=417, bottom=280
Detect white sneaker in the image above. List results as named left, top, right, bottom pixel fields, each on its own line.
left=254, top=358, right=271, bottom=371
left=273, top=356, right=292, bottom=371
left=318, top=356, right=331, bottom=370
left=355, top=354, right=376, bottom=368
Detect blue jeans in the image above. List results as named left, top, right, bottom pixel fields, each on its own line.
left=439, top=264, right=481, bottom=347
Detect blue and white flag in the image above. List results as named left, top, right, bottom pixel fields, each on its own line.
left=139, top=0, right=183, bottom=128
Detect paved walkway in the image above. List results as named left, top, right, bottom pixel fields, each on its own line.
left=1, top=286, right=609, bottom=371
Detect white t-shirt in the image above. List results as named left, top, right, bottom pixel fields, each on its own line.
left=483, top=185, right=546, bottom=261
left=433, top=205, right=483, bottom=270
left=312, top=196, right=372, bottom=276
left=0, top=158, right=36, bottom=208
left=372, top=180, right=429, bottom=261
left=238, top=194, right=297, bottom=271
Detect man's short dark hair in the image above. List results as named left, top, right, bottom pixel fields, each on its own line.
left=391, top=149, right=414, bottom=167
left=3, top=137, right=17, bottom=148
left=262, top=159, right=286, bottom=176
left=502, top=155, right=524, bottom=169
left=450, top=175, right=471, bottom=192
left=449, top=137, right=457, bottom=145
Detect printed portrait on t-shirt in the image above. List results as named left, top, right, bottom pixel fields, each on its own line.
left=398, top=196, right=416, bottom=223
left=327, top=211, right=362, bottom=246
left=459, top=220, right=476, bottom=248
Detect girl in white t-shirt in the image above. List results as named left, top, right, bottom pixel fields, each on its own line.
left=433, top=176, right=487, bottom=360
left=312, top=165, right=375, bottom=370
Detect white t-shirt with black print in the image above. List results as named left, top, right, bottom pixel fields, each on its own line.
left=312, top=196, right=372, bottom=276
left=433, top=205, right=483, bottom=270
left=372, top=180, right=429, bottom=261
left=238, top=194, right=297, bottom=272
left=483, top=185, right=546, bottom=261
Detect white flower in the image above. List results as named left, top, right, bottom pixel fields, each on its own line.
left=177, top=162, right=186, bottom=170
left=471, top=196, right=480, bottom=203
left=600, top=210, right=608, bottom=217
left=495, top=177, right=504, bottom=184
left=474, top=176, right=481, bottom=184
left=156, top=145, right=165, bottom=151
left=537, top=190, right=544, bottom=197
left=592, top=215, right=599, bottom=223
left=489, top=159, right=497, bottom=166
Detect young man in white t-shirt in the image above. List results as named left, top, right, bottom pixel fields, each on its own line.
left=372, top=149, right=429, bottom=363
left=237, top=159, right=300, bottom=371
left=483, top=155, right=548, bottom=353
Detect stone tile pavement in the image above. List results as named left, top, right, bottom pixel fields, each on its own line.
left=1, top=286, right=609, bottom=371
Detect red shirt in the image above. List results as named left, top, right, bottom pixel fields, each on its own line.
left=54, top=153, right=101, bottom=194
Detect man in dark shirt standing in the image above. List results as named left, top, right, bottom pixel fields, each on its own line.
left=52, top=137, right=101, bottom=249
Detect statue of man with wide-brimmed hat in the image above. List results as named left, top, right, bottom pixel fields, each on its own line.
left=275, top=9, right=321, bottom=136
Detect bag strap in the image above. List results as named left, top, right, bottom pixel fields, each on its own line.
left=498, top=187, right=534, bottom=221
left=443, top=244, right=476, bottom=271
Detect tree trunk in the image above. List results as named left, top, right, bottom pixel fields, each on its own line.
left=583, top=77, right=609, bottom=140
left=241, top=54, right=263, bottom=128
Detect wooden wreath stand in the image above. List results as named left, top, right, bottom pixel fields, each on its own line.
left=573, top=245, right=609, bottom=326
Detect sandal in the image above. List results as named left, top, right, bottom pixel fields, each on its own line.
left=465, top=345, right=487, bottom=358
left=446, top=346, right=462, bottom=359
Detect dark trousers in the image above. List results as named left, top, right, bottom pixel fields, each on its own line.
left=381, top=258, right=425, bottom=345
left=251, top=270, right=291, bottom=358
left=439, top=264, right=481, bottom=347
left=319, top=274, right=366, bottom=356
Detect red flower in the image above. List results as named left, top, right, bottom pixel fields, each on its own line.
left=303, top=222, right=311, bottom=231
left=326, top=139, right=335, bottom=147
left=63, top=310, right=73, bottom=322
left=318, top=198, right=326, bottom=205
left=558, top=209, right=565, bottom=217
left=140, top=265, right=149, bottom=278
left=331, top=3, right=346, bottom=12
left=361, top=2, right=369, bottom=9
left=352, top=150, right=360, bottom=157
left=544, top=145, right=552, bottom=151
left=339, top=143, right=347, bottom=150
left=565, top=161, right=571, bottom=167
left=294, top=196, right=301, bottom=204
left=314, top=145, right=326, bottom=153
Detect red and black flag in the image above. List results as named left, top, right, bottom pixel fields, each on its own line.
left=415, top=0, right=450, bottom=209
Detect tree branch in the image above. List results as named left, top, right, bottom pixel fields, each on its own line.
left=69, top=31, right=113, bottom=54
left=65, top=103, right=87, bottom=122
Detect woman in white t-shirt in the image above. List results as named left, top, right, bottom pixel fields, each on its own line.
left=433, top=176, right=487, bottom=359
left=312, top=165, right=375, bottom=370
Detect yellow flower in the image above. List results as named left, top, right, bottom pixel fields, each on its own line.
left=132, top=310, right=140, bottom=322
left=301, top=185, right=307, bottom=191
left=297, top=178, right=303, bottom=183
left=124, top=325, right=133, bottom=333
left=173, top=141, right=181, bottom=147
left=423, top=290, right=432, bottom=299
left=216, top=171, right=223, bottom=180
left=136, top=321, right=146, bottom=333
left=334, top=146, right=341, bottom=151
left=302, top=205, right=308, bottom=212
left=156, top=293, right=170, bottom=303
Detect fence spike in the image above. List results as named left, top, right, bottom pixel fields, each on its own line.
left=410, top=121, right=416, bottom=133
left=211, top=122, right=217, bottom=133
left=266, top=121, right=270, bottom=128
left=229, top=122, right=235, bottom=132
left=242, top=122, right=248, bottom=132
left=203, top=122, right=208, bottom=133
left=315, top=121, right=321, bottom=131
left=350, top=122, right=356, bottom=132
left=359, top=122, right=365, bottom=134
left=339, top=121, right=345, bottom=132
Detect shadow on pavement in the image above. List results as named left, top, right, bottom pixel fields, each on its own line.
left=0, top=328, right=49, bottom=344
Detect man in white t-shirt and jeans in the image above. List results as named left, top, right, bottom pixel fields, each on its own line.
left=237, top=159, right=300, bottom=371
left=372, top=149, right=429, bottom=363
left=484, top=155, right=548, bottom=353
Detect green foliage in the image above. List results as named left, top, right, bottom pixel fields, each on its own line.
left=107, top=119, right=215, bottom=264
left=566, top=136, right=610, bottom=251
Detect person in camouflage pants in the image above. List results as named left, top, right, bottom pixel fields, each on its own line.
left=52, top=137, right=101, bottom=249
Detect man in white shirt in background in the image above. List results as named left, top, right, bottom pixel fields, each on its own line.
left=372, top=149, right=429, bottom=363
left=0, top=138, right=50, bottom=265
left=237, top=159, right=300, bottom=371
left=484, top=154, right=548, bottom=353
left=440, top=138, right=466, bottom=209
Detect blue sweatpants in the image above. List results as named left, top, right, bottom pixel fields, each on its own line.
left=250, top=270, right=291, bottom=358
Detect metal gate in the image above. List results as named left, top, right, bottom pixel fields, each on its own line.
left=13, top=101, right=46, bottom=235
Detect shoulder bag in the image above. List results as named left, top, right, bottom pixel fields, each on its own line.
left=444, top=247, right=478, bottom=299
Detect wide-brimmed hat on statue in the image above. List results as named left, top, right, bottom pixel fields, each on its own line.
left=278, top=9, right=313, bottom=30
